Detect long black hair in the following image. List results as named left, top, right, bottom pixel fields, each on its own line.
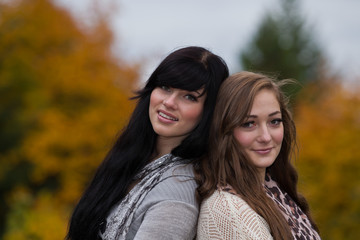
left=66, top=46, right=229, bottom=240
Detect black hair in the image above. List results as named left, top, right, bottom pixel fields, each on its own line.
left=66, top=46, right=229, bottom=239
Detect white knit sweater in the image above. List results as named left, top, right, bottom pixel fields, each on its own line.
left=197, top=190, right=273, bottom=240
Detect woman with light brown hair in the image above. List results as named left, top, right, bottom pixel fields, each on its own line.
left=196, top=71, right=320, bottom=239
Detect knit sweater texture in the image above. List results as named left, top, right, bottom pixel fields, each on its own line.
left=108, top=162, right=199, bottom=240
left=197, top=190, right=273, bottom=240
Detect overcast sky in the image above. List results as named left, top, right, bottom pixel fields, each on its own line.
left=55, top=0, right=360, bottom=84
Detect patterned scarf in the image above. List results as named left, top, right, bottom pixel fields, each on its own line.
left=219, top=176, right=321, bottom=240
left=99, top=153, right=190, bottom=240
left=264, top=174, right=321, bottom=240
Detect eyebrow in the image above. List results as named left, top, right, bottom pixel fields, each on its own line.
left=194, top=89, right=206, bottom=97
left=247, top=111, right=281, bottom=118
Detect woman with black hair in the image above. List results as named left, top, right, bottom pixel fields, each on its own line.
left=66, top=46, right=229, bottom=240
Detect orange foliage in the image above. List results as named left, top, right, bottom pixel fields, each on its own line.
left=0, top=0, right=139, bottom=239
left=295, top=79, right=360, bottom=239
left=4, top=188, right=68, bottom=240
left=2, top=0, right=358, bottom=239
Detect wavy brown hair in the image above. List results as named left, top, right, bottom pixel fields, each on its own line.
left=196, top=71, right=318, bottom=239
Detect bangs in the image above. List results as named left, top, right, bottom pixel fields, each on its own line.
left=155, top=62, right=210, bottom=95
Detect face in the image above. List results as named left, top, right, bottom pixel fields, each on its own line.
left=233, top=89, right=284, bottom=179
left=149, top=86, right=206, bottom=147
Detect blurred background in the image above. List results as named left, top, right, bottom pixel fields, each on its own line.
left=0, top=0, right=359, bottom=239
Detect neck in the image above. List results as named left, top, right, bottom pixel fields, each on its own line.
left=152, top=135, right=184, bottom=161
left=257, top=168, right=266, bottom=183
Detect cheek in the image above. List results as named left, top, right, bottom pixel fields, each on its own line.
left=273, top=127, right=284, bottom=145
left=185, top=96, right=206, bottom=124
left=233, top=129, right=253, bottom=148
left=182, top=105, right=204, bottom=123
left=149, top=90, right=161, bottom=108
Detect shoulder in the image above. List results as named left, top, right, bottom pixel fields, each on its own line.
left=200, top=190, right=255, bottom=219
left=128, top=161, right=199, bottom=238
left=135, top=159, right=198, bottom=211
left=132, top=200, right=198, bottom=240
left=201, top=189, right=248, bottom=207
left=162, top=161, right=195, bottom=179
left=198, top=190, right=273, bottom=240
left=149, top=162, right=197, bottom=204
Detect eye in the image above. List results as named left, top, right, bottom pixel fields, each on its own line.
left=270, top=118, right=283, bottom=126
left=184, top=94, right=198, bottom=102
left=160, top=85, right=171, bottom=92
left=241, top=121, right=256, bottom=128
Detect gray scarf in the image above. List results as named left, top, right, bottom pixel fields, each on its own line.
left=99, top=153, right=190, bottom=240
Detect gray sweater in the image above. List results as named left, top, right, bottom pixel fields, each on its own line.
left=123, top=163, right=199, bottom=240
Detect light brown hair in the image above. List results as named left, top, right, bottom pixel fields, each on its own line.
left=196, top=71, right=318, bottom=239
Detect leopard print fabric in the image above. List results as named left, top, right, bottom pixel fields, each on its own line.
left=264, top=174, right=321, bottom=240
left=220, top=176, right=321, bottom=240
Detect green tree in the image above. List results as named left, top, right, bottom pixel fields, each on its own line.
left=0, top=0, right=138, bottom=239
left=240, top=0, right=323, bottom=99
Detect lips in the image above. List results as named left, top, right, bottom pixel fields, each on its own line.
left=158, top=111, right=178, bottom=121
left=253, top=148, right=273, bottom=154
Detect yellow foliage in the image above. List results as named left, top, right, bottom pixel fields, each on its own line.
left=4, top=189, right=68, bottom=240
left=295, top=80, right=360, bottom=239
left=0, top=0, right=139, bottom=238
left=5, top=1, right=359, bottom=239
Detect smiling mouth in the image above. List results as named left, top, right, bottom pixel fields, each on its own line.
left=158, top=111, right=178, bottom=121
left=253, top=148, right=272, bottom=154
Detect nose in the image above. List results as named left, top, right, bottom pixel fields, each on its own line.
left=257, top=125, right=271, bottom=143
left=163, top=93, right=178, bottom=109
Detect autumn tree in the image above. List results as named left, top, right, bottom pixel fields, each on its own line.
left=294, top=77, right=360, bottom=240
left=240, top=0, right=323, bottom=99
left=0, top=0, right=138, bottom=239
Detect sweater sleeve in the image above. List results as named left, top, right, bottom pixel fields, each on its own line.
left=134, top=200, right=198, bottom=240
left=126, top=163, right=199, bottom=240
left=197, top=190, right=273, bottom=240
